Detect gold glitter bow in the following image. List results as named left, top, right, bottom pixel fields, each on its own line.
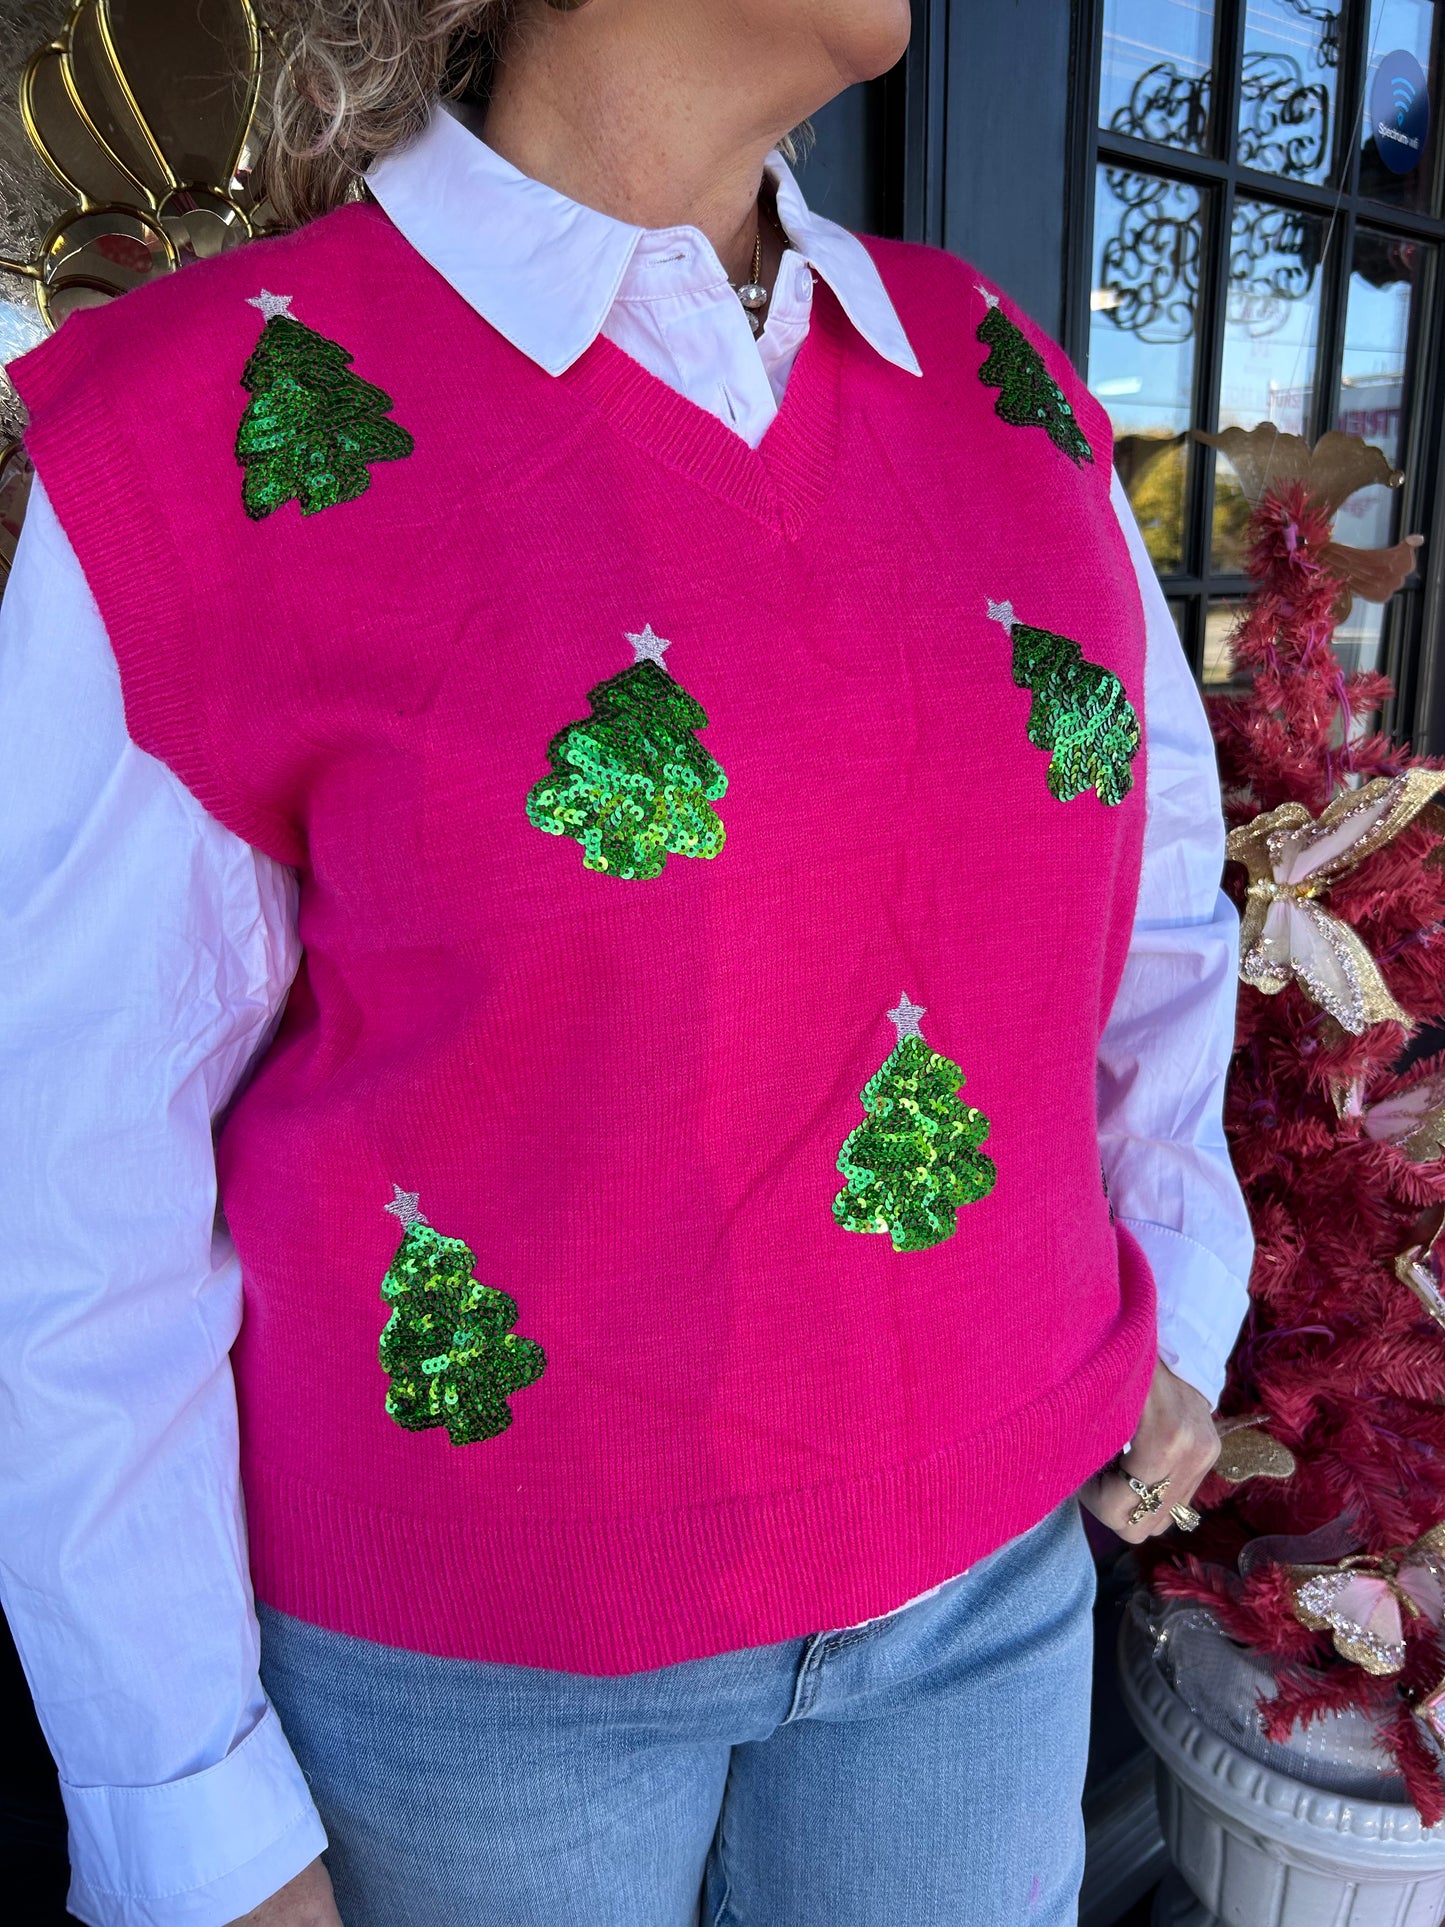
left=1289, top=1522, right=1445, bottom=1677
left=1227, top=770, right=1445, bottom=1034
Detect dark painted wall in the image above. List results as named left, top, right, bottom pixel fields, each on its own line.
left=941, top=0, right=1074, bottom=335
left=794, top=0, right=1076, bottom=339
left=792, top=84, right=882, bottom=236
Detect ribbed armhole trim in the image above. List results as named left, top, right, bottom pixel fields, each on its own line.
left=10, top=312, right=304, bottom=866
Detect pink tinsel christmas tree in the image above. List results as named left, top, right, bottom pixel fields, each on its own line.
left=1139, top=428, right=1445, bottom=1821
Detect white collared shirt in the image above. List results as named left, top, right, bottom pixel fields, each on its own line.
left=0, top=99, right=1252, bottom=1927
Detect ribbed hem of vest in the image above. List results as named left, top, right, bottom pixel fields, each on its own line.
left=246, top=1238, right=1157, bottom=1674
left=10, top=309, right=300, bottom=865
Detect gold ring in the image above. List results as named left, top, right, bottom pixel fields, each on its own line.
left=1170, top=1503, right=1201, bottom=1531
left=1125, top=1473, right=1171, bottom=1526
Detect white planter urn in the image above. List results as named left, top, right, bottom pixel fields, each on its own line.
left=1117, top=1590, right=1445, bottom=1927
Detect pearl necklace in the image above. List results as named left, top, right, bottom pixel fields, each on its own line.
left=732, top=203, right=784, bottom=337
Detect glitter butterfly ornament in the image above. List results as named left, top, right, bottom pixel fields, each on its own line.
left=1212, top=1413, right=1298, bottom=1485
left=1334, top=1068, right=1445, bottom=1164
left=1288, top=1522, right=1445, bottom=1677
left=1227, top=769, right=1445, bottom=1035
left=1393, top=1202, right=1445, bottom=1333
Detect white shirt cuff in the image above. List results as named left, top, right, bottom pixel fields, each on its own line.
left=63, top=1703, right=326, bottom=1927
left=1120, top=1217, right=1251, bottom=1411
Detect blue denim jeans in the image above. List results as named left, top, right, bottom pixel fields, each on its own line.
left=258, top=1494, right=1096, bottom=1927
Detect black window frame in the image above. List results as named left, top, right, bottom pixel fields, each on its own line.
left=1064, top=0, right=1445, bottom=748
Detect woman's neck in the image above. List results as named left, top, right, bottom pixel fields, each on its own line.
left=478, top=5, right=820, bottom=289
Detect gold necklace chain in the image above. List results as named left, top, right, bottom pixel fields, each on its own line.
left=734, top=201, right=785, bottom=336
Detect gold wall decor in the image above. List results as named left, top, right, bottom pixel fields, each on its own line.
left=0, top=0, right=276, bottom=574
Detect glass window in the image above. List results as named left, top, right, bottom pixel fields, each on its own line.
left=1334, top=228, right=1421, bottom=551
left=1100, top=0, right=1216, bottom=152
left=1086, top=0, right=1445, bottom=730
left=1089, top=165, right=1206, bottom=571
left=1331, top=599, right=1390, bottom=677
left=1329, top=228, right=1427, bottom=676
left=1212, top=197, right=1327, bottom=571
left=1203, top=596, right=1246, bottom=684
left=1238, top=1, right=1343, bottom=184
left=1359, top=0, right=1440, bottom=213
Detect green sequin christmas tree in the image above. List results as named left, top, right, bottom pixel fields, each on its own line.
left=976, top=286, right=1093, bottom=468
left=526, top=624, right=728, bottom=879
left=378, top=1187, right=545, bottom=1446
left=235, top=289, right=414, bottom=521
left=988, top=598, right=1140, bottom=806
left=833, top=995, right=997, bottom=1253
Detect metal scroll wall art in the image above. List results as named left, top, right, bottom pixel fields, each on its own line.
left=0, top=0, right=278, bottom=576
left=1112, top=50, right=1334, bottom=181
left=1099, top=51, right=1332, bottom=351
left=1097, top=0, right=1341, bottom=354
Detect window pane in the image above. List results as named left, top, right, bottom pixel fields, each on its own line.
left=1212, top=199, right=1327, bottom=572
left=1090, top=166, right=1206, bottom=572
left=1100, top=0, right=1215, bottom=152
left=1204, top=596, right=1247, bottom=684
left=1334, top=230, right=1423, bottom=552
left=1332, top=599, right=1390, bottom=677
left=1330, top=230, right=1427, bottom=678
left=1238, top=1, right=1342, bottom=184
left=1360, top=0, right=1440, bottom=213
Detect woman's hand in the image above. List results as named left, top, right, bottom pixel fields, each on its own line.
left=1079, top=1355, right=1221, bottom=1543
left=227, top=1858, right=342, bottom=1927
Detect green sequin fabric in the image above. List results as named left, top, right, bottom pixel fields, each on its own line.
left=833, top=1035, right=997, bottom=1253
left=1010, top=620, right=1141, bottom=806
left=526, top=660, right=728, bottom=879
left=977, top=302, right=1093, bottom=468
left=379, top=1219, right=545, bottom=1446
left=236, top=313, right=414, bottom=520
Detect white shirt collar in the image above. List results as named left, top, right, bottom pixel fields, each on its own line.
left=363, top=99, right=922, bottom=380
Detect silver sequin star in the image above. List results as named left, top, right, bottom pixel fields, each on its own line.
left=247, top=288, right=294, bottom=322
left=888, top=993, right=927, bottom=1042
left=986, top=598, right=1016, bottom=634
left=976, top=283, right=1001, bottom=310
left=625, top=623, right=672, bottom=669
left=383, top=1184, right=426, bottom=1227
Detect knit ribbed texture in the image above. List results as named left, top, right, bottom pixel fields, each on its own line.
left=12, top=201, right=1156, bottom=1672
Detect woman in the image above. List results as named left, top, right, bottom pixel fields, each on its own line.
left=0, top=2, right=1252, bottom=1924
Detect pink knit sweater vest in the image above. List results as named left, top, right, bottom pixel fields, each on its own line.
left=14, top=199, right=1156, bottom=1672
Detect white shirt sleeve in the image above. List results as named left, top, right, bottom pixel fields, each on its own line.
left=0, top=474, right=325, bottom=1927
left=1099, top=470, right=1255, bottom=1411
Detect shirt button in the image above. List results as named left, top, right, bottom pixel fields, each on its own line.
left=795, top=265, right=813, bottom=298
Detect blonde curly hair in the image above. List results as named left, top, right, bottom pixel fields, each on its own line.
left=258, top=1, right=814, bottom=228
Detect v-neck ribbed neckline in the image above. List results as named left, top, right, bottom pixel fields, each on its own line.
left=556, top=272, right=847, bottom=541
